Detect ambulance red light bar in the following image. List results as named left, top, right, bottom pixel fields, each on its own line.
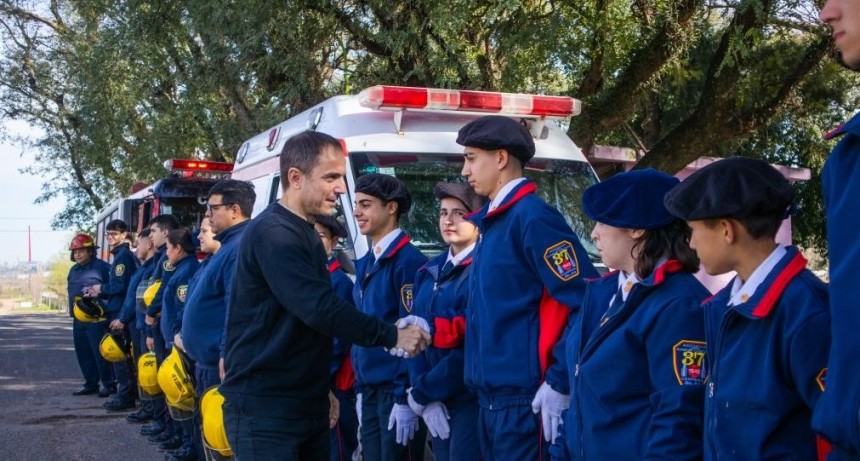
left=163, top=159, right=234, bottom=173
left=358, top=85, right=581, bottom=118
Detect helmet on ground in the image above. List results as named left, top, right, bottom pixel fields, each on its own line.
left=143, top=281, right=162, bottom=307
left=201, top=386, right=233, bottom=460
left=99, top=332, right=130, bottom=362
left=73, top=296, right=106, bottom=323
left=158, top=348, right=195, bottom=420
left=137, top=352, right=162, bottom=399
left=69, top=233, right=97, bottom=251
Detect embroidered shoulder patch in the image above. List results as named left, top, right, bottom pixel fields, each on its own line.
left=115, top=264, right=125, bottom=277
left=816, top=368, right=828, bottom=391
left=400, top=284, right=414, bottom=313
left=543, top=241, right=580, bottom=281
left=673, top=340, right=707, bottom=385
left=177, top=285, right=188, bottom=303
left=163, top=260, right=176, bottom=272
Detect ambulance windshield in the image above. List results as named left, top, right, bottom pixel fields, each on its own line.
left=350, top=152, right=599, bottom=261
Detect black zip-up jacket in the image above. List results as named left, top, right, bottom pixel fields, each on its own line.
left=221, top=202, right=398, bottom=418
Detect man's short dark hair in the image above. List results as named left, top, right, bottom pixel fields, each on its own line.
left=208, top=180, right=256, bottom=218
left=138, top=228, right=151, bottom=239
left=148, top=214, right=180, bottom=231
left=106, top=219, right=128, bottom=232
left=279, top=131, right=342, bottom=179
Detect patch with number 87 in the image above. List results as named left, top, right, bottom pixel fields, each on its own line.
left=673, top=340, right=707, bottom=385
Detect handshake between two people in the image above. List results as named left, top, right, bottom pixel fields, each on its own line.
left=390, top=315, right=433, bottom=358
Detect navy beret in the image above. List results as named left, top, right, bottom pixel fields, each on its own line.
left=314, top=214, right=349, bottom=239
left=456, top=115, right=536, bottom=164
left=583, top=169, right=680, bottom=230
left=663, top=157, right=794, bottom=221
left=434, top=182, right=487, bottom=213
left=354, top=173, right=412, bottom=216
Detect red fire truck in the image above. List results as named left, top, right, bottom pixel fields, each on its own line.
left=93, top=159, right=233, bottom=260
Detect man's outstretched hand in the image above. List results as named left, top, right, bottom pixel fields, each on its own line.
left=393, top=316, right=432, bottom=358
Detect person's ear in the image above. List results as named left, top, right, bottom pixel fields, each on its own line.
left=287, top=167, right=304, bottom=190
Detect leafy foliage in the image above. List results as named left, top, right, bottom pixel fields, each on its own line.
left=0, top=0, right=856, bottom=252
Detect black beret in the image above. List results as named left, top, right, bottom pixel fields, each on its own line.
left=663, top=157, right=794, bottom=221
left=583, top=169, right=680, bottom=230
left=314, top=214, right=349, bottom=239
left=354, top=173, right=412, bottom=216
left=456, top=115, right=536, bottom=164
left=434, top=182, right=487, bottom=213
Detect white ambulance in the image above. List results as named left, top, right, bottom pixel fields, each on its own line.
left=230, top=85, right=600, bottom=264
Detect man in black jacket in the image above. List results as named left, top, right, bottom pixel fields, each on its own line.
left=221, top=131, right=432, bottom=461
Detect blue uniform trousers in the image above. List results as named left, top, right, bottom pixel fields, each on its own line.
left=223, top=399, right=330, bottom=461
left=432, top=398, right=480, bottom=461
left=330, top=390, right=358, bottom=461
left=360, top=385, right=427, bottom=461
left=73, top=319, right=114, bottom=390
left=478, top=393, right=548, bottom=461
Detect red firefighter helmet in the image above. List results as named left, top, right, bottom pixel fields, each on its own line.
left=69, top=233, right=97, bottom=251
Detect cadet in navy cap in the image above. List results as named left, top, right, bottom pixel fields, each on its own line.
left=351, top=173, right=429, bottom=460
left=552, top=169, right=708, bottom=460
left=406, top=182, right=485, bottom=461
left=458, top=115, right=598, bottom=460
left=664, top=157, right=831, bottom=461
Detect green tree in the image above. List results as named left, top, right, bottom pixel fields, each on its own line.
left=44, top=251, right=73, bottom=310
left=0, top=0, right=855, bottom=253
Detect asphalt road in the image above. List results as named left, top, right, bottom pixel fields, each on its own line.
left=0, top=312, right=160, bottom=461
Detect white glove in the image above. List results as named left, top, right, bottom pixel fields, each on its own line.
left=356, top=393, right=363, bottom=427
left=407, top=390, right=425, bottom=416
left=389, top=315, right=432, bottom=358
left=422, top=401, right=451, bottom=440
left=531, top=381, right=570, bottom=443
left=387, top=403, right=419, bottom=445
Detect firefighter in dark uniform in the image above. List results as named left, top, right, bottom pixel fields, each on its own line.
left=67, top=233, right=114, bottom=397
left=87, top=219, right=137, bottom=411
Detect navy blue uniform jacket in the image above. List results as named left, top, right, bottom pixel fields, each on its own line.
left=161, top=254, right=199, bottom=338
left=183, top=220, right=248, bottom=370
left=99, top=243, right=137, bottom=316
left=704, top=247, right=829, bottom=461
left=351, top=231, right=428, bottom=403
left=221, top=203, right=398, bottom=418
left=67, top=258, right=110, bottom=317
left=563, top=261, right=708, bottom=460
left=815, top=112, right=860, bottom=461
left=407, top=248, right=476, bottom=406
left=146, top=246, right=177, bottom=318
left=119, top=256, right=151, bottom=328
left=465, top=179, right=598, bottom=398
